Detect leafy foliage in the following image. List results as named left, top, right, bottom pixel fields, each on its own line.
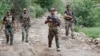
left=10, top=0, right=28, bottom=16
left=35, top=0, right=56, bottom=10
left=71, top=0, right=97, bottom=27
left=0, top=0, right=9, bottom=20
left=52, top=0, right=65, bottom=14
left=34, top=5, right=45, bottom=17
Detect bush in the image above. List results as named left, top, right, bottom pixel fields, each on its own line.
left=0, top=0, right=9, bottom=20
left=71, top=0, right=97, bottom=27
left=10, top=0, right=29, bottom=16
left=74, top=26, right=80, bottom=32
left=52, top=0, right=65, bottom=14
left=93, top=7, right=100, bottom=26
left=34, top=5, right=45, bottom=18
left=35, top=0, right=56, bottom=10
left=29, top=4, right=45, bottom=18
left=28, top=6, right=36, bottom=18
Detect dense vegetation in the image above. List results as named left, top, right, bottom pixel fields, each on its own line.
left=0, top=0, right=65, bottom=18
left=71, top=0, right=100, bottom=27
left=0, top=0, right=9, bottom=20
left=71, top=0, right=100, bottom=38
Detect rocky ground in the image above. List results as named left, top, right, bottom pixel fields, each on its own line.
left=0, top=14, right=100, bottom=56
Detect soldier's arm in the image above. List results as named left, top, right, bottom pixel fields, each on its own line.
left=0, top=17, right=6, bottom=31
left=2, top=17, right=7, bottom=24
left=45, top=18, right=49, bottom=24
left=12, top=17, right=16, bottom=31
left=64, top=13, right=72, bottom=19
left=45, top=16, right=52, bottom=24
left=28, top=16, right=31, bottom=26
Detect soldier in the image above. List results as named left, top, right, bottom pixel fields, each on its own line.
left=45, top=8, right=61, bottom=51
left=20, top=8, right=30, bottom=43
left=64, top=5, right=76, bottom=39
left=2, top=11, right=15, bottom=45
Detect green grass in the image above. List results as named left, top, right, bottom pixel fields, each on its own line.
left=78, top=27, right=100, bottom=39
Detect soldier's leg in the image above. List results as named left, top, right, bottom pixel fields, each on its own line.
left=9, top=28, right=14, bottom=45
left=22, top=27, right=25, bottom=42
left=55, top=34, right=60, bottom=51
left=25, top=26, right=29, bottom=42
left=4, top=29, right=9, bottom=44
left=71, top=23, right=74, bottom=39
left=65, top=21, right=70, bottom=36
left=54, top=29, right=60, bottom=48
left=55, top=34, right=59, bottom=48
left=48, top=29, right=54, bottom=48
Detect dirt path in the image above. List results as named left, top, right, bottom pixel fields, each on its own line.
left=0, top=15, right=100, bottom=56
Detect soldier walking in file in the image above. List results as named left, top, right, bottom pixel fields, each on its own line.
left=64, top=5, right=76, bottom=39
left=20, top=8, right=31, bottom=43
left=45, top=8, right=61, bottom=51
left=2, top=11, right=15, bottom=45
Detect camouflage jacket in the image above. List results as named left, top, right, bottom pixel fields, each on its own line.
left=46, top=14, right=61, bottom=29
left=20, top=13, right=30, bottom=26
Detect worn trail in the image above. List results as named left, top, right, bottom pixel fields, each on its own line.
left=0, top=15, right=100, bottom=56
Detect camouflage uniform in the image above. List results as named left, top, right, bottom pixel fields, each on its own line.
left=64, top=10, right=76, bottom=38
left=20, top=13, right=30, bottom=42
left=45, top=14, right=61, bottom=49
left=3, top=16, right=14, bottom=45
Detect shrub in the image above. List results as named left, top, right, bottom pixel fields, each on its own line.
left=71, top=0, right=97, bottom=27
left=52, top=0, right=65, bottom=14
left=74, top=26, right=80, bottom=32
left=35, top=0, right=56, bottom=10
left=0, top=0, right=9, bottom=20
left=34, top=5, right=45, bottom=18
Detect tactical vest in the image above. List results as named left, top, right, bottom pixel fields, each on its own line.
left=21, top=13, right=30, bottom=26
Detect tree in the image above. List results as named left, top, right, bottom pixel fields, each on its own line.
left=9, top=0, right=28, bottom=16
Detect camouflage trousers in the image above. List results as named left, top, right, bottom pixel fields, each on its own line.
left=22, top=25, right=29, bottom=42
left=4, top=27, right=14, bottom=45
left=65, top=20, right=74, bottom=38
left=48, top=28, right=60, bottom=48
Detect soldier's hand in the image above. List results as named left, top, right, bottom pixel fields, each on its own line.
left=49, top=19, right=52, bottom=21
left=65, top=15, right=72, bottom=19
left=69, top=16, right=72, bottom=19
left=45, top=20, right=48, bottom=24
left=3, top=21, right=7, bottom=24
left=71, top=19, right=74, bottom=22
